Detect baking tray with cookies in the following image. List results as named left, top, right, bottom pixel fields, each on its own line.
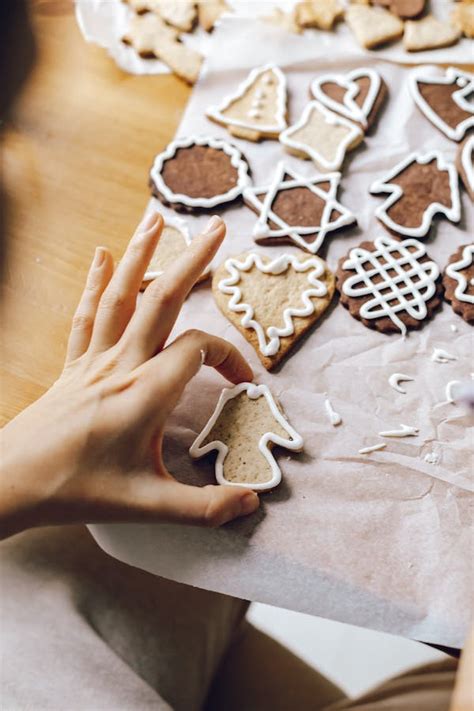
left=89, top=11, right=473, bottom=649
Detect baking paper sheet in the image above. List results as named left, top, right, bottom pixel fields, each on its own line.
left=75, top=0, right=473, bottom=76
left=91, top=16, right=473, bottom=648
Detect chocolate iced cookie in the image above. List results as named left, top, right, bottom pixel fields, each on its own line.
left=337, top=236, right=442, bottom=336
left=443, top=244, right=474, bottom=324
left=150, top=136, right=251, bottom=213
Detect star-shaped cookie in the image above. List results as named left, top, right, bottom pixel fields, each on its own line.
left=243, top=162, right=356, bottom=254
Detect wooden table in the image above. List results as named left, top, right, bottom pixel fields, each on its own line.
left=1, top=0, right=189, bottom=424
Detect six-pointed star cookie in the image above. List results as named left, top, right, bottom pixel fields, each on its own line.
left=243, top=162, right=356, bottom=254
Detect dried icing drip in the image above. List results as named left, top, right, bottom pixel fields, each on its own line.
left=445, top=380, right=461, bottom=404
left=424, top=452, right=440, bottom=465
left=450, top=324, right=458, bottom=333
left=379, top=424, right=419, bottom=438
left=388, top=373, right=414, bottom=394
left=324, top=397, right=342, bottom=426
left=431, top=347, right=458, bottom=364
left=359, top=443, right=386, bottom=455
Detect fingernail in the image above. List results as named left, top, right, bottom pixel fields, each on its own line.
left=138, top=210, right=161, bottom=234
left=202, top=215, right=222, bottom=235
left=240, top=491, right=259, bottom=516
left=93, top=247, right=106, bottom=268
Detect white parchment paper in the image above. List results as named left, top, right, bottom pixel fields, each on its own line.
left=75, top=0, right=473, bottom=75
left=91, top=16, right=473, bottom=648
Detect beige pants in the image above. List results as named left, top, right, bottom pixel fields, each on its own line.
left=0, top=526, right=456, bottom=711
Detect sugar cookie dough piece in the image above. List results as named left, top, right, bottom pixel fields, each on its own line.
left=213, top=250, right=335, bottom=370
left=295, top=0, right=344, bottom=30
left=451, top=2, right=474, bottom=38
left=197, top=0, right=230, bottom=32
left=345, top=5, right=404, bottom=49
left=404, top=15, right=461, bottom=51
left=189, top=382, right=303, bottom=490
left=263, top=8, right=302, bottom=34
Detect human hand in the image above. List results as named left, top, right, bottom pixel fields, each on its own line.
left=0, top=212, right=259, bottom=539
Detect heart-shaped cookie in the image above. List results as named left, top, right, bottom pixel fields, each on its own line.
left=213, top=250, right=335, bottom=370
left=310, top=68, right=387, bottom=131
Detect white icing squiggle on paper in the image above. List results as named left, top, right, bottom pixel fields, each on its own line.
left=189, top=382, right=303, bottom=492
left=342, top=236, right=439, bottom=336
left=324, top=397, right=342, bottom=426
left=218, top=252, right=327, bottom=357
left=431, top=348, right=458, bottom=364
left=445, top=244, right=474, bottom=305
left=388, top=373, right=414, bottom=394
left=379, top=424, right=419, bottom=438
left=445, top=380, right=461, bottom=404
left=359, top=443, right=386, bottom=455
left=424, top=452, right=440, bottom=465
left=310, top=67, right=382, bottom=129
left=450, top=324, right=458, bottom=333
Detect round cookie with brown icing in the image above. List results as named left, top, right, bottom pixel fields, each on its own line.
left=149, top=136, right=251, bottom=213
left=443, top=244, right=474, bottom=325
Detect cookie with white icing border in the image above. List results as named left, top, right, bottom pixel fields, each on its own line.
left=213, top=250, right=335, bottom=370
left=189, top=382, right=303, bottom=491
left=337, top=235, right=442, bottom=336
left=150, top=136, right=251, bottom=213
left=279, top=101, right=364, bottom=172
left=442, top=244, right=474, bottom=324
left=243, top=162, right=356, bottom=255
left=457, top=135, right=474, bottom=201
left=310, top=68, right=388, bottom=132
left=206, top=64, right=287, bottom=142
left=409, top=67, right=474, bottom=142
left=370, top=151, right=461, bottom=238
left=140, top=216, right=209, bottom=290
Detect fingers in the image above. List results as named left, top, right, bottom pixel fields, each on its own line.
left=136, top=329, right=253, bottom=416
left=65, top=247, right=114, bottom=363
left=123, top=216, right=226, bottom=367
left=89, top=211, right=164, bottom=353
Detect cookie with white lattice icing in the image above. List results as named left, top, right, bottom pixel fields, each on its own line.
left=213, top=250, right=335, bottom=370
left=370, top=151, right=461, bottom=238
left=243, top=162, right=356, bottom=254
left=189, top=382, right=303, bottom=491
left=409, top=68, right=474, bottom=142
left=206, top=64, right=287, bottom=142
left=443, top=244, right=474, bottom=324
left=149, top=136, right=251, bottom=213
left=140, top=216, right=209, bottom=290
left=457, top=135, right=474, bottom=201
left=337, top=236, right=442, bottom=336
left=310, top=68, right=388, bottom=132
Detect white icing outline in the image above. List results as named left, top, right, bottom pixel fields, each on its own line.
left=206, top=64, right=287, bottom=135
left=143, top=215, right=191, bottom=281
left=150, top=135, right=251, bottom=209
left=243, top=161, right=356, bottom=254
left=279, top=101, right=364, bottom=171
left=370, top=151, right=461, bottom=238
left=217, top=252, right=328, bottom=357
left=379, top=424, right=419, bottom=438
left=409, top=67, right=474, bottom=142
left=431, top=347, right=458, bottom=363
left=460, top=135, right=474, bottom=197
left=446, top=244, right=474, bottom=305
left=310, top=68, right=382, bottom=130
left=324, top=397, right=342, bottom=426
left=359, top=443, right=386, bottom=454
left=445, top=380, right=461, bottom=404
left=342, top=235, right=440, bottom=337
left=388, top=373, right=414, bottom=394
left=189, top=382, right=303, bottom=491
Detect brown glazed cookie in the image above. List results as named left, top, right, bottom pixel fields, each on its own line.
left=409, top=68, right=474, bottom=142
left=337, top=236, right=442, bottom=336
left=149, top=136, right=251, bottom=213
left=243, top=163, right=356, bottom=255
left=457, top=135, right=474, bottom=201
left=310, top=68, right=387, bottom=132
left=371, top=0, right=425, bottom=19
left=443, top=244, right=474, bottom=324
left=370, top=151, right=461, bottom=238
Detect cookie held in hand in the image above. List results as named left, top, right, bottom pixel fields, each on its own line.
left=189, top=382, right=303, bottom=491
left=150, top=136, right=251, bottom=213
left=443, top=244, right=474, bottom=324
left=370, top=151, right=461, bottom=238
left=337, top=236, right=442, bottom=336
left=213, top=250, right=335, bottom=370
